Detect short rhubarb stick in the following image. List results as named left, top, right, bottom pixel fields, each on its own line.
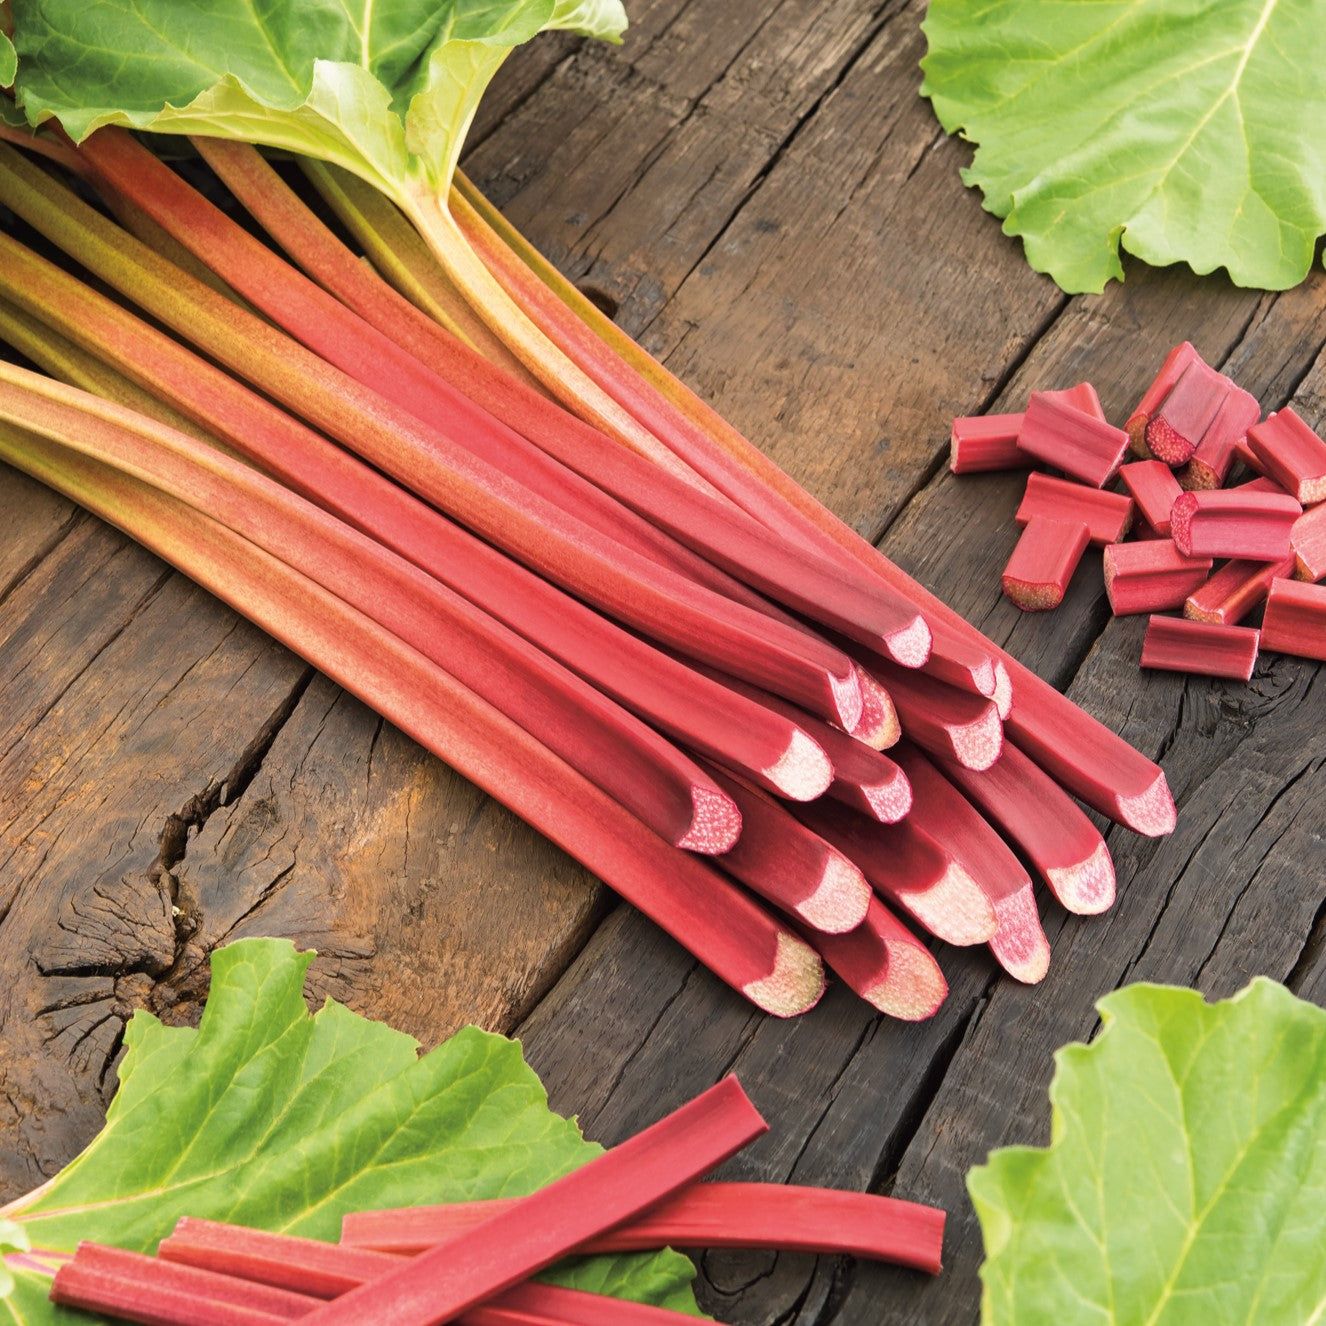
left=1260, top=578, right=1326, bottom=660
left=1118, top=461, right=1183, bottom=537
left=937, top=744, right=1115, bottom=915
left=704, top=766, right=871, bottom=933
left=296, top=1078, right=766, bottom=1326
left=1291, top=504, right=1326, bottom=581
left=949, top=413, right=1025, bottom=473
left=1040, top=381, right=1106, bottom=421
left=1104, top=541, right=1214, bottom=615
left=1179, top=384, right=1260, bottom=490
left=340, top=1184, right=945, bottom=1273
left=1016, top=392, right=1130, bottom=487
left=847, top=664, right=902, bottom=749
left=1246, top=407, right=1326, bottom=503
left=1126, top=342, right=1201, bottom=454
left=892, top=747, right=1050, bottom=983
left=797, top=800, right=996, bottom=946
left=866, top=659, right=1003, bottom=770
left=1015, top=472, right=1134, bottom=545
left=1001, top=516, right=1090, bottom=610
left=1145, top=360, right=1230, bottom=466
left=1141, top=617, right=1261, bottom=682
left=810, top=897, right=948, bottom=1021
left=1170, top=489, right=1302, bottom=560
left=1184, top=558, right=1292, bottom=625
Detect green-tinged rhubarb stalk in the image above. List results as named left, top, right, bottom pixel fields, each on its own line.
left=0, top=416, right=825, bottom=1015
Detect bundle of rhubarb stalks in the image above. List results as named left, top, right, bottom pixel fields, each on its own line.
left=0, top=124, right=1173, bottom=1021
left=954, top=342, right=1326, bottom=683
left=50, top=1078, right=946, bottom=1324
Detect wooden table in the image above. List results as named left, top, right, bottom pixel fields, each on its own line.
left=2, top=2, right=1325, bottom=1321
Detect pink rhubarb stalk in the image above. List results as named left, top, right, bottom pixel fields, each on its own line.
left=865, top=659, right=1003, bottom=770
left=948, top=413, right=1025, bottom=474
left=1246, top=407, right=1326, bottom=504
left=1141, top=616, right=1260, bottom=682
left=1015, top=472, right=1133, bottom=544
left=1170, top=489, right=1302, bottom=561
left=1001, top=516, right=1090, bottom=611
left=1118, top=461, right=1183, bottom=538
left=1179, top=384, right=1260, bottom=490
left=1259, top=578, right=1326, bottom=660
left=1126, top=342, right=1200, bottom=455
left=1016, top=391, right=1129, bottom=487
left=1183, top=558, right=1292, bottom=626
left=1104, top=541, right=1213, bottom=615
left=1291, top=503, right=1326, bottom=581
left=1144, top=360, right=1230, bottom=466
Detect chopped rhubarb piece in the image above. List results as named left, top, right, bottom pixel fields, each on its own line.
left=1179, top=384, right=1260, bottom=489
left=340, top=1184, right=945, bottom=1274
left=847, top=664, right=901, bottom=749
left=893, top=747, right=1050, bottom=983
left=939, top=744, right=1115, bottom=915
left=1291, top=504, right=1326, bottom=581
left=1040, top=381, right=1106, bottom=421
left=949, top=412, right=1026, bottom=473
left=1232, top=436, right=1270, bottom=478
left=1260, top=578, right=1326, bottom=660
left=704, top=765, right=871, bottom=934
left=1144, top=361, right=1230, bottom=466
left=1002, top=516, right=1090, bottom=610
left=1015, top=472, right=1133, bottom=545
left=1171, top=489, right=1302, bottom=560
left=1104, top=541, right=1213, bottom=615
left=1246, top=407, right=1326, bottom=504
left=1118, top=461, right=1183, bottom=537
left=1017, top=392, right=1130, bottom=487
left=1126, top=342, right=1200, bottom=454
left=1184, top=558, right=1293, bottom=625
left=797, top=799, right=997, bottom=946
left=868, top=658, right=1003, bottom=769
left=298, top=1078, right=766, bottom=1325
left=1141, top=616, right=1260, bottom=682
left=810, top=896, right=948, bottom=1021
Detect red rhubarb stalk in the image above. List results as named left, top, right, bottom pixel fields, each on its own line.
left=0, top=435, right=825, bottom=1014
left=937, top=744, right=1115, bottom=915
left=796, top=799, right=997, bottom=946
left=296, top=1078, right=766, bottom=1326
left=1118, top=461, right=1183, bottom=538
left=1104, top=541, right=1213, bottom=615
left=891, top=747, right=1050, bottom=983
left=847, top=664, right=902, bottom=749
left=1170, top=489, right=1302, bottom=561
left=810, top=896, right=948, bottom=1021
left=1179, top=384, right=1260, bottom=490
left=1015, top=472, right=1133, bottom=545
left=1140, top=616, right=1260, bottom=682
left=1144, top=360, right=1230, bottom=466
left=1246, top=407, right=1326, bottom=504
left=865, top=659, right=1003, bottom=770
left=1040, top=382, right=1106, bottom=421
left=339, top=1184, right=944, bottom=1273
left=1183, top=558, right=1292, bottom=626
left=0, top=146, right=865, bottom=729
left=1126, top=342, right=1199, bottom=455
left=1016, top=392, right=1129, bottom=487
left=451, top=173, right=1176, bottom=835
left=1001, top=516, right=1090, bottom=611
left=1259, top=578, right=1326, bottom=660
left=948, top=413, right=1025, bottom=474
left=1291, top=503, right=1326, bottom=581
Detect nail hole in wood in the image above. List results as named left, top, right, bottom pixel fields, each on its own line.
left=576, top=284, right=620, bottom=321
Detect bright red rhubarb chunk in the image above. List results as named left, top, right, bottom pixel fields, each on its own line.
left=1015, top=472, right=1133, bottom=544
left=1184, top=558, right=1292, bottom=625
left=1246, top=407, right=1326, bottom=504
left=1170, top=489, right=1302, bottom=560
left=949, top=413, right=1025, bottom=473
left=1179, top=384, right=1260, bottom=490
left=1292, top=504, right=1326, bottom=581
left=1001, top=516, right=1090, bottom=611
left=1118, top=461, right=1183, bottom=537
left=1126, top=342, right=1200, bottom=455
left=1104, top=541, right=1213, bottom=615
left=1040, top=381, right=1106, bottom=421
left=1260, top=578, right=1326, bottom=660
left=1145, top=361, right=1230, bottom=466
left=1141, top=616, right=1260, bottom=682
left=1017, top=392, right=1129, bottom=487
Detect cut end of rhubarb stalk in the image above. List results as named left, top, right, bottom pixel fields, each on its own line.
left=799, top=856, right=872, bottom=935
left=900, top=862, right=998, bottom=946
left=849, top=665, right=901, bottom=750
left=677, top=786, right=743, bottom=855
left=829, top=667, right=866, bottom=733
left=992, top=661, right=1013, bottom=721
left=743, top=931, right=827, bottom=1017
left=866, top=944, right=949, bottom=1021
left=987, top=887, right=1050, bottom=984
left=859, top=768, right=913, bottom=824
left=766, top=728, right=834, bottom=801
left=1047, top=839, right=1116, bottom=916
left=947, top=703, right=1003, bottom=771
left=880, top=613, right=932, bottom=669
left=1115, top=770, right=1178, bottom=837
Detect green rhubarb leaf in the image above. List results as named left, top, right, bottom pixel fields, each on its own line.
left=9, top=0, right=625, bottom=199
left=0, top=938, right=700, bottom=1324
left=0, top=32, right=15, bottom=88
left=921, top=1, right=1326, bottom=292
left=969, top=978, right=1326, bottom=1325
left=0, top=1221, right=29, bottom=1299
